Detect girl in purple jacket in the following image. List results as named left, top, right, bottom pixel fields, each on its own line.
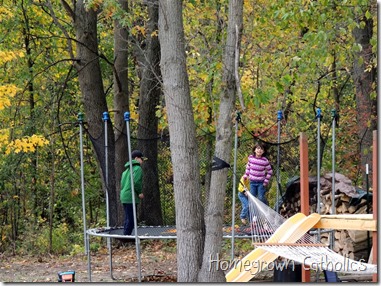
left=243, top=143, right=273, bottom=205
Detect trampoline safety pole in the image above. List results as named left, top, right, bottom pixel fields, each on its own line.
left=102, top=112, right=111, bottom=231
left=87, top=232, right=92, bottom=282
left=124, top=112, right=142, bottom=282
left=231, top=111, right=240, bottom=260
left=299, top=132, right=310, bottom=282
left=371, top=130, right=377, bottom=283
left=366, top=163, right=371, bottom=258
left=102, top=112, right=114, bottom=279
left=329, top=109, right=337, bottom=250
left=78, top=112, right=88, bottom=255
left=276, top=110, right=283, bottom=213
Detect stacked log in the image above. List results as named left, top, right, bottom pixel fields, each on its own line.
left=278, top=173, right=373, bottom=262
left=279, top=176, right=318, bottom=216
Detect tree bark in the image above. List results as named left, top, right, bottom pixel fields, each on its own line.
left=158, top=0, right=204, bottom=282
left=198, top=0, right=243, bottom=282
left=352, top=12, right=377, bottom=189
left=21, top=4, right=39, bottom=221
left=113, top=0, right=130, bottom=226
left=135, top=0, right=163, bottom=225
left=73, top=0, right=118, bottom=225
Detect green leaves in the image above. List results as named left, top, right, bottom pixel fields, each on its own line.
left=252, top=88, right=272, bottom=107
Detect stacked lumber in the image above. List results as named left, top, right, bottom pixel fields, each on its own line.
left=278, top=173, right=373, bottom=261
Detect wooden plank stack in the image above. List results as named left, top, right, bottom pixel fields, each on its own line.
left=278, top=173, right=373, bottom=261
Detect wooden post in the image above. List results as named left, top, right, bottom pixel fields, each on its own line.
left=299, top=132, right=310, bottom=282
left=372, top=130, right=378, bottom=282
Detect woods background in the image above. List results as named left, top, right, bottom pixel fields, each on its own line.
left=0, top=0, right=377, bottom=282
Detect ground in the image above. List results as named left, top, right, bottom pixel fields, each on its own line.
left=0, top=240, right=275, bottom=283
left=1, top=240, right=373, bottom=283
left=0, top=241, right=178, bottom=283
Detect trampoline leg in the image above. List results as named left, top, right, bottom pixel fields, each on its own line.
left=136, top=237, right=142, bottom=282
left=109, top=238, right=115, bottom=280
left=87, top=233, right=92, bottom=282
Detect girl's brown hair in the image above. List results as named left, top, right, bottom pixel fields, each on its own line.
left=252, top=142, right=267, bottom=156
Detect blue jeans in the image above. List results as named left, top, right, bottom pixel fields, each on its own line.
left=238, top=192, right=249, bottom=220
left=123, top=203, right=135, bottom=235
left=250, top=181, right=268, bottom=205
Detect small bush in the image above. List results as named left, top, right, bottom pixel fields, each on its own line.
left=17, top=222, right=76, bottom=255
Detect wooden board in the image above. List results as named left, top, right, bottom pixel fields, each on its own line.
left=226, top=213, right=321, bottom=282
left=314, top=214, right=376, bottom=231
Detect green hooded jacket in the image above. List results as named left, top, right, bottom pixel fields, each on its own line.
left=120, top=160, right=143, bottom=204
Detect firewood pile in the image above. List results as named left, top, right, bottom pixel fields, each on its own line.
left=278, top=173, right=373, bottom=261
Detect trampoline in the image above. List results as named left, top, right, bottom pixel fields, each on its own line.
left=87, top=224, right=263, bottom=240
left=86, top=224, right=263, bottom=282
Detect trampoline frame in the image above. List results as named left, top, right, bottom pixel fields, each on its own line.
left=86, top=226, right=256, bottom=282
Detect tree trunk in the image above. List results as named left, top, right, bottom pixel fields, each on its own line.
left=73, top=1, right=118, bottom=225
left=113, top=0, right=130, bottom=226
left=203, top=2, right=224, bottom=205
left=21, top=6, right=39, bottom=221
left=136, top=0, right=163, bottom=225
left=198, top=0, right=243, bottom=282
left=158, top=0, right=204, bottom=282
left=352, top=11, right=377, bottom=189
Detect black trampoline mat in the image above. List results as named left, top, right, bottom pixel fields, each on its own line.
left=89, top=225, right=258, bottom=239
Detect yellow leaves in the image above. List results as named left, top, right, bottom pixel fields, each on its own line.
left=0, top=129, right=8, bottom=146
left=0, top=50, right=24, bottom=65
left=243, top=1, right=252, bottom=12
left=61, top=222, right=69, bottom=232
left=129, top=106, right=139, bottom=122
left=365, top=63, right=375, bottom=73
left=215, top=62, right=223, bottom=71
left=38, top=216, right=47, bottom=224
left=184, top=1, right=195, bottom=9
left=198, top=73, right=208, bottom=82
left=0, top=84, right=19, bottom=110
left=131, top=25, right=146, bottom=37
left=0, top=6, right=13, bottom=22
left=5, top=134, right=49, bottom=155
left=241, top=69, right=254, bottom=91
left=103, top=4, right=117, bottom=19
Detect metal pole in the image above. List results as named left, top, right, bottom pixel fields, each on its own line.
left=231, top=111, right=240, bottom=260
left=102, top=112, right=114, bottom=279
left=78, top=112, right=88, bottom=255
left=330, top=110, right=336, bottom=250
left=276, top=110, right=283, bottom=213
left=102, top=112, right=110, bottom=230
left=366, top=163, right=371, bottom=257
left=87, top=232, right=92, bottom=282
left=124, top=112, right=142, bottom=282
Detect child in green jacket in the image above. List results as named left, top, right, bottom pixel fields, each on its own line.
left=120, top=150, right=146, bottom=235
